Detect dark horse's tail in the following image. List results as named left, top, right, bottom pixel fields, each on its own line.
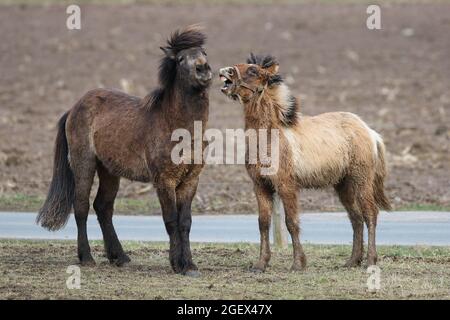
left=36, top=111, right=75, bottom=231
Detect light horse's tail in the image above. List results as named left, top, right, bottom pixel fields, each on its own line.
left=36, top=111, right=75, bottom=231
left=373, top=140, right=392, bottom=211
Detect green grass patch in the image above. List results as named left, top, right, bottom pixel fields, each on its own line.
left=396, top=203, right=450, bottom=212
left=1, top=193, right=449, bottom=214
left=0, top=193, right=161, bottom=214
left=0, top=193, right=44, bottom=212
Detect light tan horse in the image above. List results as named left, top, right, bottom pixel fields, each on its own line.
left=220, top=54, right=391, bottom=272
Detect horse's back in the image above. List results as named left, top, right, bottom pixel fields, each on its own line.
left=66, top=88, right=152, bottom=182
left=67, top=88, right=142, bottom=124
left=299, top=111, right=380, bottom=161
left=281, top=111, right=380, bottom=188
left=282, top=114, right=351, bottom=187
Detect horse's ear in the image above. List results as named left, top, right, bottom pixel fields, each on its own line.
left=265, top=63, right=279, bottom=75
left=247, top=52, right=257, bottom=64
left=160, top=46, right=175, bottom=59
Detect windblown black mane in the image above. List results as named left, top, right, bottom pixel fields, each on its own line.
left=282, top=96, right=299, bottom=126
left=247, top=53, right=283, bottom=86
left=159, top=26, right=206, bottom=89
left=247, top=53, right=277, bottom=69
left=248, top=53, right=298, bottom=126
left=143, top=26, right=206, bottom=109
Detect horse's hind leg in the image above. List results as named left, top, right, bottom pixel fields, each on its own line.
left=357, top=184, right=379, bottom=266
left=335, top=178, right=364, bottom=267
left=72, top=156, right=96, bottom=266
left=93, top=164, right=130, bottom=267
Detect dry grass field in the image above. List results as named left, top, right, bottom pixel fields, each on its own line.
left=1, top=239, right=450, bottom=299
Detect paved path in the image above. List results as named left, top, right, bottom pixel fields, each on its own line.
left=0, top=211, right=449, bottom=245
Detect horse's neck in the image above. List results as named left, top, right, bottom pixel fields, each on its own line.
left=164, top=86, right=209, bottom=132
left=244, top=99, right=276, bottom=131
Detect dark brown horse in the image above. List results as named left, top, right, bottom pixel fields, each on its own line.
left=37, top=26, right=212, bottom=276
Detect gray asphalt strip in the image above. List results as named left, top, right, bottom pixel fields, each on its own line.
left=0, top=211, right=449, bottom=245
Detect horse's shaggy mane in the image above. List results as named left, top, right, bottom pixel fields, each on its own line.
left=247, top=53, right=298, bottom=126
left=247, top=53, right=278, bottom=69
left=143, top=26, right=206, bottom=109
left=159, top=25, right=206, bottom=89
left=282, top=95, right=299, bottom=126
left=247, top=53, right=283, bottom=86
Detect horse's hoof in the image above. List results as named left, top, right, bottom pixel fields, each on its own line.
left=249, top=264, right=265, bottom=273
left=290, top=263, right=305, bottom=272
left=367, top=257, right=378, bottom=266
left=344, top=259, right=362, bottom=268
left=184, top=270, right=201, bottom=278
left=79, top=257, right=96, bottom=266
left=113, top=254, right=131, bottom=267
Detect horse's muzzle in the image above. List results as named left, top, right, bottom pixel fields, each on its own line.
left=195, top=64, right=212, bottom=85
left=219, top=67, right=234, bottom=95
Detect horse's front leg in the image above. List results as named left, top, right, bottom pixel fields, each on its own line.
left=176, top=177, right=200, bottom=277
left=250, top=181, right=274, bottom=273
left=279, top=187, right=307, bottom=271
left=156, top=184, right=183, bottom=274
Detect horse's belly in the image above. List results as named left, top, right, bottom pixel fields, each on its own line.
left=99, top=155, right=151, bottom=182
left=93, top=132, right=151, bottom=182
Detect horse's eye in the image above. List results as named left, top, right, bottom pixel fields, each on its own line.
left=177, top=56, right=184, bottom=63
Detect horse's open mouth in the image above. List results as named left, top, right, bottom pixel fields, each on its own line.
left=219, top=68, right=234, bottom=93
left=220, top=75, right=233, bottom=92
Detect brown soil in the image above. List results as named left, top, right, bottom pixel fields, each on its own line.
left=1, top=2, right=449, bottom=214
